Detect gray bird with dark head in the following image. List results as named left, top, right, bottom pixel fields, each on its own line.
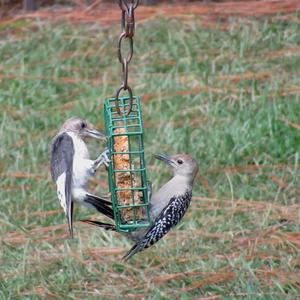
left=50, top=117, right=113, bottom=238
left=82, top=153, right=199, bottom=260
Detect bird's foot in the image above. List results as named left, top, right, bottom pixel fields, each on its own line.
left=147, top=180, right=153, bottom=201
left=94, top=148, right=110, bottom=169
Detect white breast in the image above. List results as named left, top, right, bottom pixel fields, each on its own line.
left=67, top=132, right=93, bottom=194
left=150, top=175, right=190, bottom=220
left=68, top=132, right=90, bottom=159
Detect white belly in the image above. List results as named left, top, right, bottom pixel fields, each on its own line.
left=72, top=156, right=94, bottom=188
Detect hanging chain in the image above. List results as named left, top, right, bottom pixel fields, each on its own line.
left=115, top=0, right=139, bottom=116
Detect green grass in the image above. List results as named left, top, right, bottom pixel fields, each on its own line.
left=0, top=14, right=300, bottom=299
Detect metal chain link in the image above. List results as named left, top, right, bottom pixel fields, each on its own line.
left=115, top=0, right=139, bottom=116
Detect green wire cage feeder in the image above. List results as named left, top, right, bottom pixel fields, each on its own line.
left=104, top=96, right=151, bottom=233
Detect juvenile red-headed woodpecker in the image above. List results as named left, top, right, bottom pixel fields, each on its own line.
left=82, top=153, right=198, bottom=260
left=50, top=117, right=113, bottom=238
left=123, top=153, right=198, bottom=260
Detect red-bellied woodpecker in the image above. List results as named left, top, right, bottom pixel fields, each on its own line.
left=50, top=117, right=113, bottom=238
left=82, top=153, right=199, bottom=260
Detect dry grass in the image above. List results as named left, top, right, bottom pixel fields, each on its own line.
left=0, top=3, right=299, bottom=298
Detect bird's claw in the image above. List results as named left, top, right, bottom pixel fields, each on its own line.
left=147, top=180, right=152, bottom=201
left=95, top=148, right=110, bottom=169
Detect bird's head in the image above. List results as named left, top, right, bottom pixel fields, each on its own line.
left=59, top=117, right=106, bottom=140
left=154, top=153, right=199, bottom=181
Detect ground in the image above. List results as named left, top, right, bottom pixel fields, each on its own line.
left=0, top=1, right=300, bottom=299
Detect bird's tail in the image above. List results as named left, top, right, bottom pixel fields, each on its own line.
left=84, top=194, right=114, bottom=220
left=80, top=219, right=116, bottom=231
left=81, top=218, right=141, bottom=261
left=67, top=201, right=74, bottom=238
left=122, top=244, right=141, bottom=261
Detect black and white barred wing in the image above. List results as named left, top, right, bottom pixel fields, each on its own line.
left=123, top=191, right=192, bottom=261
left=50, top=133, right=74, bottom=216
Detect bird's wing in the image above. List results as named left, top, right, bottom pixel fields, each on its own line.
left=50, top=133, right=74, bottom=182
left=122, top=191, right=192, bottom=261
left=50, top=133, right=74, bottom=237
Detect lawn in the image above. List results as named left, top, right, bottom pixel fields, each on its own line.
left=0, top=11, right=299, bottom=299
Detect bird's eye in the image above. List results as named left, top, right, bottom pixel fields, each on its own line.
left=177, top=159, right=183, bottom=164
left=81, top=122, right=86, bottom=129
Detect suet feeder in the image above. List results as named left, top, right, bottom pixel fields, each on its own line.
left=104, top=96, right=151, bottom=233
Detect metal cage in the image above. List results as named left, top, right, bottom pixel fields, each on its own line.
left=104, top=96, right=151, bottom=232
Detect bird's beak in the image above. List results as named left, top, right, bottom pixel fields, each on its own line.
left=154, top=154, right=174, bottom=166
left=86, top=129, right=106, bottom=140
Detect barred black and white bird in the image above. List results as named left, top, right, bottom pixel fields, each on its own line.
left=50, top=117, right=114, bottom=238
left=82, top=153, right=198, bottom=260
left=122, top=153, right=198, bottom=260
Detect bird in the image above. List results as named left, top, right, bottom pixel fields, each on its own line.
left=50, top=117, right=114, bottom=238
left=81, top=153, right=199, bottom=261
